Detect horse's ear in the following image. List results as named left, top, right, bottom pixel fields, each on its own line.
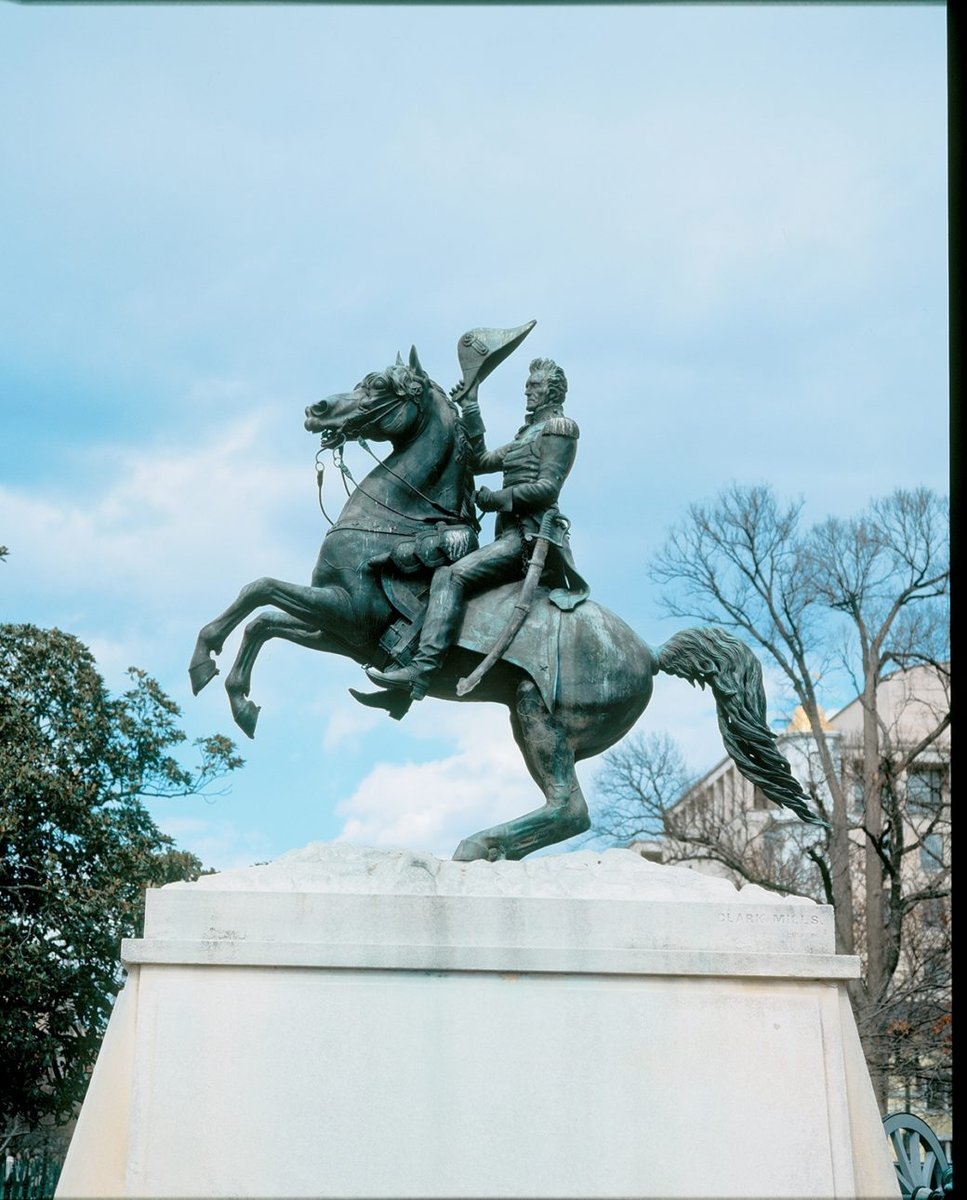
left=395, top=351, right=404, bottom=366
left=409, top=345, right=426, bottom=377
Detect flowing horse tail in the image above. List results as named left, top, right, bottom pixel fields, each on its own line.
left=654, top=627, right=828, bottom=827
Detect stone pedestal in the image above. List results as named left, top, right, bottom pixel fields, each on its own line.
left=56, top=845, right=899, bottom=1199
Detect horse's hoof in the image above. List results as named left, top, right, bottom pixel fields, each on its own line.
left=452, top=836, right=503, bottom=863
left=189, top=657, right=219, bottom=695
left=232, top=697, right=261, bottom=739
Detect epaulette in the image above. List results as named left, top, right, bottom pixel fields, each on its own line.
left=540, top=415, right=579, bottom=439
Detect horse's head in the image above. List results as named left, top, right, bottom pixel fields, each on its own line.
left=305, top=346, right=441, bottom=450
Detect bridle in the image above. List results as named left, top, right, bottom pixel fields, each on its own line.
left=313, top=383, right=476, bottom=531
left=313, top=387, right=412, bottom=452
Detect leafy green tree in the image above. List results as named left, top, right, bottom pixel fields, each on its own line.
left=0, top=624, right=243, bottom=1145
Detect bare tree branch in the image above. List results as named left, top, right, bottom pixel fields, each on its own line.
left=596, top=483, right=950, bottom=1115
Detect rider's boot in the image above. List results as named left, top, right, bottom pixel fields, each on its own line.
left=366, top=571, right=464, bottom=700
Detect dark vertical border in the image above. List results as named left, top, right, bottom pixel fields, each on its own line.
left=948, top=1, right=961, bottom=746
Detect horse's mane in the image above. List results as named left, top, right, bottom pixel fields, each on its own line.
left=360, top=364, right=466, bottom=447
left=358, top=364, right=426, bottom=401
left=345, top=362, right=473, bottom=518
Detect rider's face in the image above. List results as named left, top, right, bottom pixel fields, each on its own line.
left=524, top=372, right=550, bottom=413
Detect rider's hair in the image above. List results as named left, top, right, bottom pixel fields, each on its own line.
left=528, top=358, right=567, bottom=407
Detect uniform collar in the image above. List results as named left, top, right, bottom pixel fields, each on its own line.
left=523, top=403, right=565, bottom=427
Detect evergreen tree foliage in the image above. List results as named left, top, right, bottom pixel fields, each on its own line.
left=0, top=624, right=243, bottom=1138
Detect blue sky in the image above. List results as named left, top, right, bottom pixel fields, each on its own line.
left=1, top=4, right=948, bottom=869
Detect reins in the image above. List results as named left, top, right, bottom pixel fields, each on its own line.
left=315, top=435, right=474, bottom=531
left=314, top=449, right=340, bottom=525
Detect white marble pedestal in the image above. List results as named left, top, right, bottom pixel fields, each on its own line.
left=56, top=845, right=899, bottom=1199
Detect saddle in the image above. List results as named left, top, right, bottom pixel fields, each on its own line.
left=349, top=569, right=567, bottom=720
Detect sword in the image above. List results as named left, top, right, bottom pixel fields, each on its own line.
left=456, top=510, right=556, bottom=697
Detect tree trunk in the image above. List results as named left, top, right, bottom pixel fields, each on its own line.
left=861, top=676, right=888, bottom=1111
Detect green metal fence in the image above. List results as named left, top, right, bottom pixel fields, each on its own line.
left=0, top=1153, right=63, bottom=1200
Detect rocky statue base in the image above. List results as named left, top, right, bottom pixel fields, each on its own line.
left=56, top=845, right=898, bottom=1200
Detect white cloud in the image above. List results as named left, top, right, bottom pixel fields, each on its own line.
left=333, top=704, right=542, bottom=858
left=2, top=409, right=309, bottom=609
left=321, top=704, right=383, bottom=753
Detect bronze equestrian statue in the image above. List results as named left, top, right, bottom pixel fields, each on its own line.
left=189, top=322, right=826, bottom=862
left=366, top=348, right=587, bottom=700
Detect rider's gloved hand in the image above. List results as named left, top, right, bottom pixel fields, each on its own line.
left=475, top=486, right=511, bottom=513
left=452, top=381, right=480, bottom=411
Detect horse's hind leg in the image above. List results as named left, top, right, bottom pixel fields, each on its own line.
left=224, top=611, right=339, bottom=738
left=452, top=679, right=590, bottom=862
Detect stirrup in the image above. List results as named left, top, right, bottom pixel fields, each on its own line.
left=365, top=664, right=431, bottom=701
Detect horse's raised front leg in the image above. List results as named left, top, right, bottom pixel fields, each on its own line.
left=224, top=610, right=344, bottom=738
left=189, top=576, right=356, bottom=696
left=452, top=678, right=590, bottom=862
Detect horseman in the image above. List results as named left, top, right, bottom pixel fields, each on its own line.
left=365, top=354, right=587, bottom=701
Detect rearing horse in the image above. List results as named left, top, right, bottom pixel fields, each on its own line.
left=189, top=346, right=824, bottom=862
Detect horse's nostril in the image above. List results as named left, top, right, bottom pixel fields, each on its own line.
left=313, top=401, right=330, bottom=417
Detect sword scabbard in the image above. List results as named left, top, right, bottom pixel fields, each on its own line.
left=456, top=528, right=552, bottom=697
